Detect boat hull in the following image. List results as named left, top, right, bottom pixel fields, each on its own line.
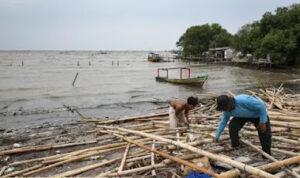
left=148, top=58, right=162, bottom=62
left=156, top=76, right=208, bottom=86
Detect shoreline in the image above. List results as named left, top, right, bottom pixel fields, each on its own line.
left=0, top=87, right=299, bottom=177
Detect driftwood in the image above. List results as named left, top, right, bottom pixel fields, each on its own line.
left=241, top=139, right=300, bottom=178
left=242, top=131, right=300, bottom=145
left=43, top=138, right=152, bottom=165
left=271, top=148, right=300, bottom=156
left=3, top=86, right=300, bottom=177
left=2, top=164, right=43, bottom=178
left=104, top=126, right=277, bottom=178
left=0, top=166, right=8, bottom=177
left=219, top=169, right=240, bottom=178
left=53, top=148, right=146, bottom=178
left=275, top=165, right=300, bottom=178
left=118, top=143, right=131, bottom=173
left=268, top=84, right=283, bottom=109
left=151, top=140, right=156, bottom=176
left=86, top=113, right=168, bottom=124
left=260, top=155, right=300, bottom=171
left=0, top=140, right=96, bottom=156
left=106, top=153, right=205, bottom=177
left=54, top=158, right=120, bottom=178
left=9, top=153, right=70, bottom=166
left=23, top=146, right=126, bottom=176
left=110, top=132, right=220, bottom=177
left=272, top=145, right=300, bottom=151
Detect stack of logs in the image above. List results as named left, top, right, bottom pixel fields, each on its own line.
left=0, top=86, right=299, bottom=177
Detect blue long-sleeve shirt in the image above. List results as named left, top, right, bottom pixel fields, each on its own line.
left=215, top=94, right=268, bottom=139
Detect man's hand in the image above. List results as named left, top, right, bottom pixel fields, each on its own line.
left=258, top=122, right=266, bottom=133
left=213, top=137, right=218, bottom=143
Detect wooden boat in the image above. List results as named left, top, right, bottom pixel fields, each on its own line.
left=148, top=52, right=162, bottom=62
left=155, top=67, right=208, bottom=86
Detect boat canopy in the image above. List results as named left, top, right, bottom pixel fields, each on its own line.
left=157, top=67, right=191, bottom=79
left=148, top=52, right=160, bottom=58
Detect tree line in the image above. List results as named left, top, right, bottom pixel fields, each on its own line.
left=176, top=4, right=300, bottom=65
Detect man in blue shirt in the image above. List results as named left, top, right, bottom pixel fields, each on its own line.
left=213, top=94, right=272, bottom=155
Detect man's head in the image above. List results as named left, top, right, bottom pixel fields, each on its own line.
left=216, top=95, right=235, bottom=111
left=186, top=96, right=199, bottom=110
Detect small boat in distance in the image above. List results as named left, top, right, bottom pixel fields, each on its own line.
left=156, top=67, right=208, bottom=86
left=148, top=52, right=162, bottom=62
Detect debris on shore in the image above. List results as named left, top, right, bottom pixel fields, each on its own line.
left=0, top=86, right=299, bottom=177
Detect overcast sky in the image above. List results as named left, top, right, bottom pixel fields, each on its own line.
left=0, top=0, right=298, bottom=50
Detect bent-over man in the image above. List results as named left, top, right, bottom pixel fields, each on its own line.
left=169, top=96, right=198, bottom=128
left=214, top=94, right=272, bottom=155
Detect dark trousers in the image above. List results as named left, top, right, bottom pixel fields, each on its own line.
left=229, top=117, right=272, bottom=155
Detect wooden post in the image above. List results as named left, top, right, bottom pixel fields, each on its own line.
left=166, top=69, right=168, bottom=79
left=180, top=68, right=182, bottom=79
left=72, top=72, right=79, bottom=86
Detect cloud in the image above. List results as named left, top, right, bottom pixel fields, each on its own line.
left=0, top=0, right=299, bottom=50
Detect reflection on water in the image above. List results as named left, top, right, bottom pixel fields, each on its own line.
left=0, top=51, right=299, bottom=129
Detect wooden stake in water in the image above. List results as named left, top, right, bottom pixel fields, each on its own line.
left=72, top=72, right=79, bottom=87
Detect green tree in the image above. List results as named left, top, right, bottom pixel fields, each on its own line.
left=231, top=3, right=300, bottom=65
left=177, top=23, right=232, bottom=56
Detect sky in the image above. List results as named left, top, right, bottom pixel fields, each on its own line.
left=0, top=0, right=299, bottom=50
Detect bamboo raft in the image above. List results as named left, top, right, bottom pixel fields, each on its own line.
left=0, top=86, right=300, bottom=177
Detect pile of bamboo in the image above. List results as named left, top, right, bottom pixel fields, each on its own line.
left=0, top=86, right=299, bottom=177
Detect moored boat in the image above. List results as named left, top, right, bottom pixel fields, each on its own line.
left=148, top=52, right=162, bottom=62
left=155, top=67, right=208, bottom=86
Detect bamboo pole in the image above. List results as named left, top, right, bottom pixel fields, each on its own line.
left=118, top=143, right=131, bottom=173
left=110, top=132, right=220, bottom=178
left=108, top=146, right=231, bottom=177
left=151, top=140, right=156, bottom=176
left=0, top=140, right=97, bottom=156
left=275, top=165, right=300, bottom=178
left=260, top=155, right=300, bottom=171
left=23, top=146, right=126, bottom=176
left=43, top=137, right=151, bottom=164
left=272, top=145, right=300, bottom=151
left=271, top=148, right=300, bottom=156
left=270, top=115, right=300, bottom=122
left=268, top=84, right=283, bottom=109
left=91, top=113, right=168, bottom=125
left=243, top=131, right=300, bottom=145
left=9, top=153, right=70, bottom=166
left=227, top=90, right=235, bottom=97
left=0, top=166, right=8, bottom=176
left=2, top=164, right=43, bottom=177
left=270, top=120, right=300, bottom=129
left=56, top=149, right=148, bottom=178
left=126, top=155, right=151, bottom=162
left=241, top=139, right=300, bottom=178
left=219, top=169, right=240, bottom=178
left=105, top=126, right=277, bottom=178
left=53, top=158, right=120, bottom=178
left=104, top=153, right=202, bottom=177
